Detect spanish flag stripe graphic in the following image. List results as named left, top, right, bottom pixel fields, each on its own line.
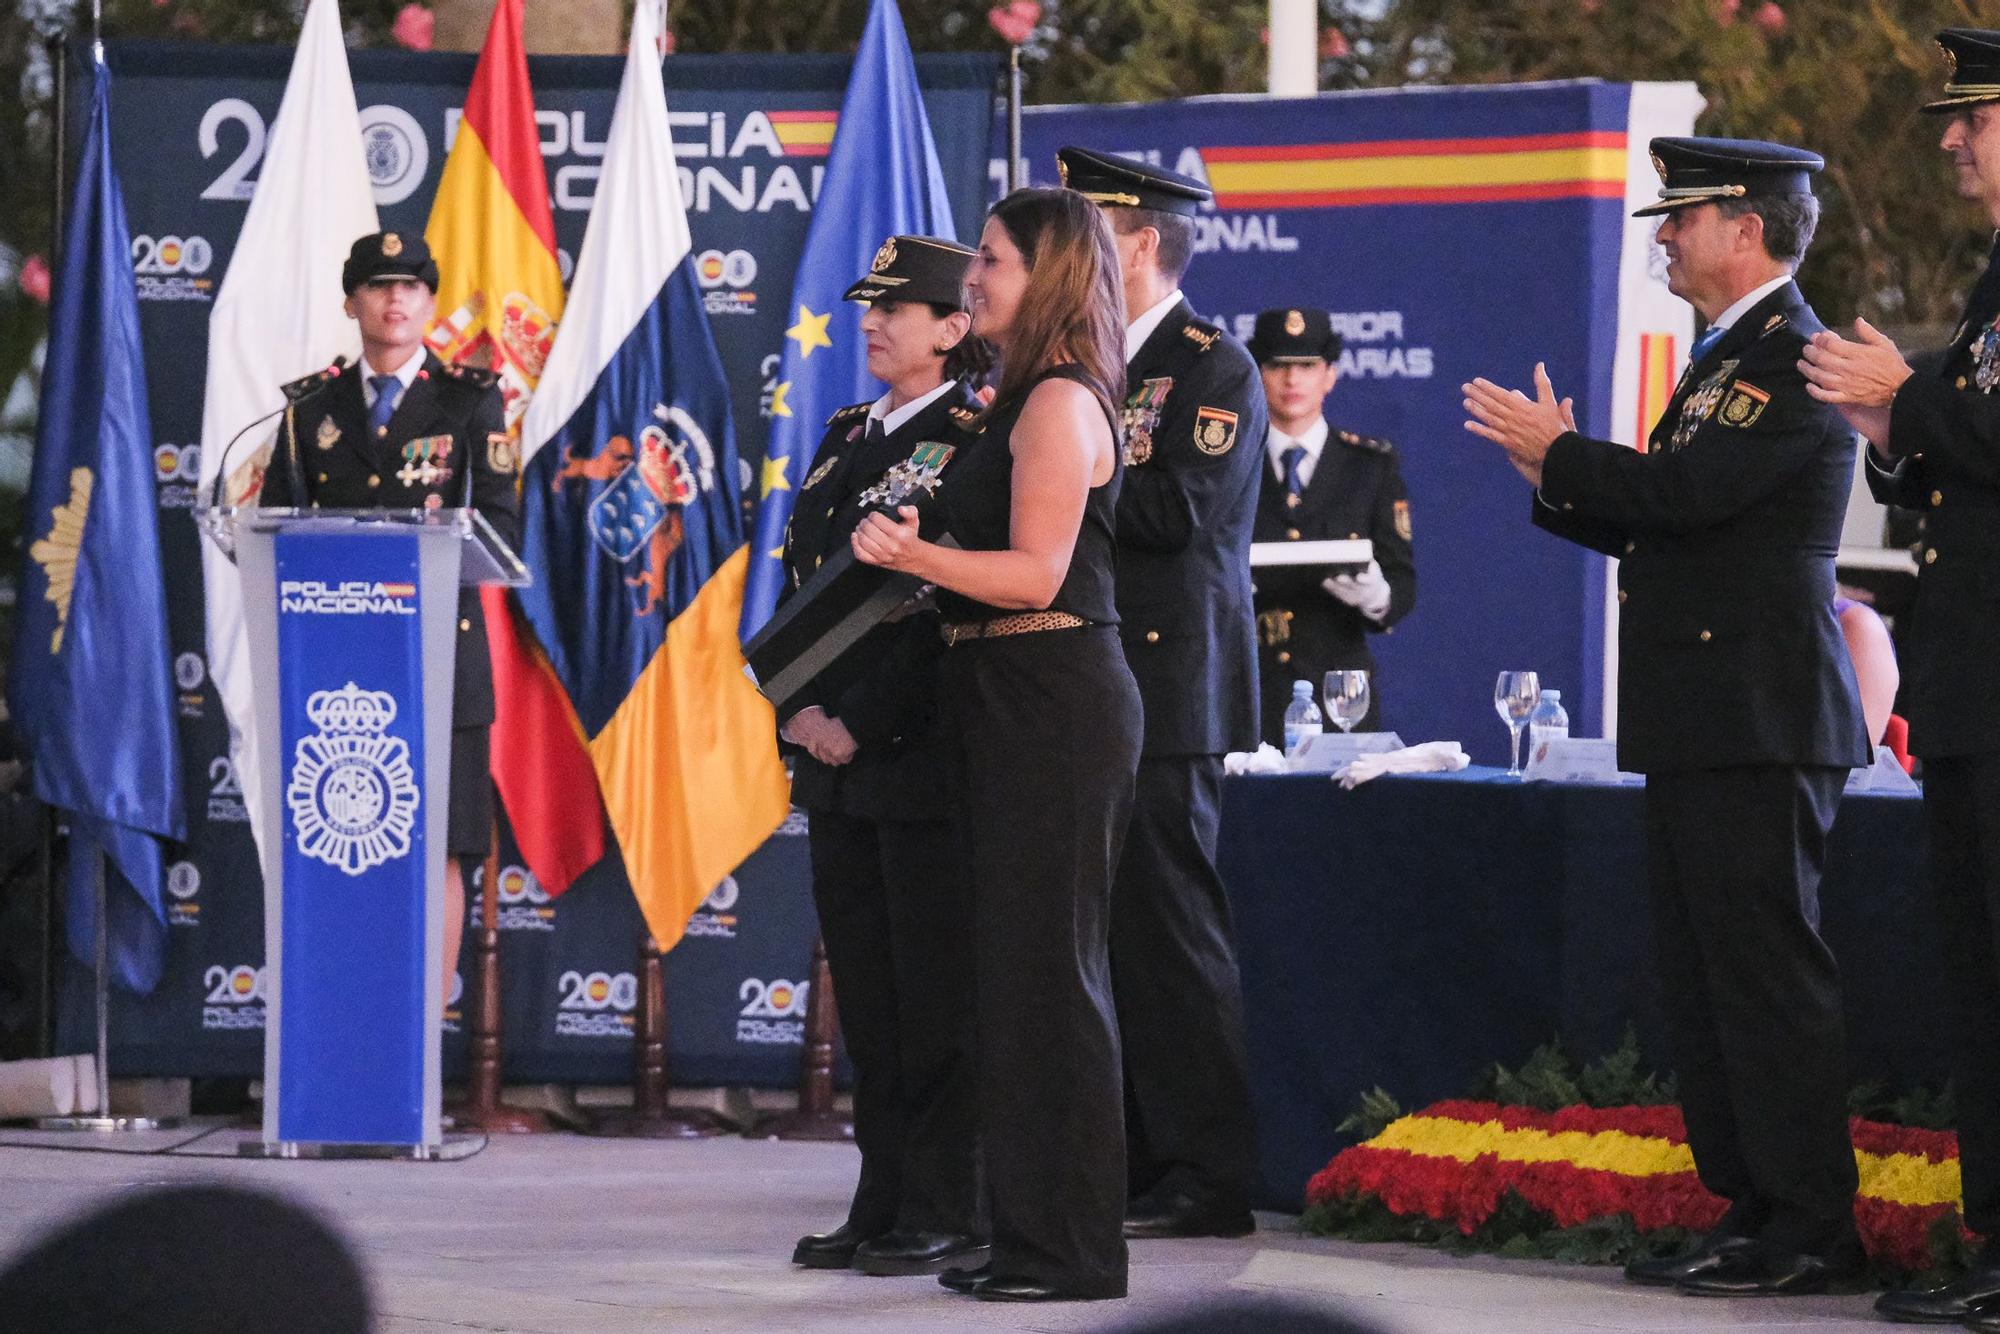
left=1204, top=133, right=1628, bottom=210
left=767, top=110, right=838, bottom=155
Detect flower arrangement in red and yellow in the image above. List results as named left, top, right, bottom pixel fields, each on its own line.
left=1306, top=1100, right=1970, bottom=1275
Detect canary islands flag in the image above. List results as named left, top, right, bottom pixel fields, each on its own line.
left=7, top=62, right=184, bottom=992
left=739, top=0, right=958, bottom=635
left=517, top=0, right=787, bottom=950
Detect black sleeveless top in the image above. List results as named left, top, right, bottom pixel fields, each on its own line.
left=935, top=364, right=1122, bottom=626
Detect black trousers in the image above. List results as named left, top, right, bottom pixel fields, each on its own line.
left=1111, top=755, right=1257, bottom=1213
left=1643, top=765, right=1857, bottom=1251
left=946, top=627, right=1140, bottom=1292
left=806, top=810, right=978, bottom=1236
left=1919, top=753, right=2000, bottom=1235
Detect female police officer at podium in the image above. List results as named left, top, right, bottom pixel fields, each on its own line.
left=261, top=231, right=519, bottom=1006
left=778, top=236, right=992, bottom=1278
left=852, top=191, right=1141, bottom=1303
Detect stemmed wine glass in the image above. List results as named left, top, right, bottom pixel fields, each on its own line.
left=1323, top=670, right=1371, bottom=735
left=1494, top=671, right=1541, bottom=777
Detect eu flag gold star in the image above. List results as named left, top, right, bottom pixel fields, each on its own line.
left=769, top=381, right=794, bottom=418
left=761, top=455, right=792, bottom=497
left=786, top=305, right=833, bottom=359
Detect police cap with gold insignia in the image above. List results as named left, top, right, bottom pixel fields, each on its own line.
left=1247, top=307, right=1342, bottom=365
left=1055, top=145, right=1211, bottom=216
left=341, top=230, right=440, bottom=294
left=1925, top=29, right=2000, bottom=113
left=1631, top=137, right=1823, bottom=219
left=842, top=234, right=977, bottom=307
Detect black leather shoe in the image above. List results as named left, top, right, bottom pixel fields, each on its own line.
left=972, top=1275, right=1128, bottom=1302
left=1622, top=1235, right=1755, bottom=1287
left=1874, top=1261, right=2000, bottom=1322
left=1122, top=1190, right=1255, bottom=1239
left=791, top=1221, right=882, bottom=1269
left=938, top=1262, right=992, bottom=1294
left=853, top=1230, right=990, bottom=1277
left=1673, top=1239, right=1863, bottom=1297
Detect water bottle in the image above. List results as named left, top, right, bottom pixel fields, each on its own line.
left=1528, top=689, right=1569, bottom=765
left=1284, top=680, right=1323, bottom=756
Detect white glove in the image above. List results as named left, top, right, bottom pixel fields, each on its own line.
left=1323, top=558, right=1392, bottom=622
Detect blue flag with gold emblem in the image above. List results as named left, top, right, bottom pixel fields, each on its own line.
left=740, top=0, right=958, bottom=635
left=7, top=62, right=185, bottom=993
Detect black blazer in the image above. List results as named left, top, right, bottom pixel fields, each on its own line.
left=776, top=380, right=985, bottom=821
left=1866, top=240, right=2000, bottom=759
left=262, top=354, right=518, bottom=728
left=1114, top=298, right=1267, bottom=758
left=1533, top=280, right=1868, bottom=774
left=1251, top=425, right=1416, bottom=743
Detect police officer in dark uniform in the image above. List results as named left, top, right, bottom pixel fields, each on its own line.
left=1057, top=146, right=1266, bottom=1239
left=262, top=230, right=517, bottom=1002
left=777, top=236, right=989, bottom=1278
left=1246, top=307, right=1416, bottom=743
left=1800, top=31, right=2000, bottom=1324
left=1467, top=139, right=1869, bottom=1297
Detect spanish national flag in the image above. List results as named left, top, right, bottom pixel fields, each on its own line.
left=423, top=0, right=606, bottom=896
left=516, top=0, right=788, bottom=952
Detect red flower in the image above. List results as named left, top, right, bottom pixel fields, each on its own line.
left=986, top=1, right=1039, bottom=46
left=1713, top=0, right=1740, bottom=22
left=1751, top=2, right=1785, bottom=36
left=18, top=253, right=50, bottom=305
left=1320, top=28, right=1350, bottom=60
left=392, top=4, right=434, bottom=52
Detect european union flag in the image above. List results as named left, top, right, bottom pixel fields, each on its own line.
left=7, top=62, right=185, bottom=993
left=740, top=0, right=959, bottom=636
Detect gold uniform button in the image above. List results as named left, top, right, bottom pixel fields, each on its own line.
left=1562, top=502, right=1574, bottom=511
left=1285, top=527, right=1301, bottom=540
left=367, top=474, right=381, bottom=489
left=1145, top=630, right=1161, bottom=644
left=1698, top=629, right=1712, bottom=642
left=1616, top=589, right=1628, bottom=604
left=1932, top=490, right=1944, bottom=506
left=377, top=425, right=390, bottom=438
left=317, top=472, right=329, bottom=484
left=1925, top=547, right=1938, bottom=565
left=1347, top=532, right=1360, bottom=540
left=1623, top=541, right=1635, bottom=556
left=1285, top=494, right=1300, bottom=508
left=459, top=618, right=471, bottom=632
left=1277, top=650, right=1291, bottom=664
left=1957, top=376, right=1970, bottom=390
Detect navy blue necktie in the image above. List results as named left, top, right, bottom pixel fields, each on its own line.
left=1281, top=444, right=1307, bottom=497
left=1688, top=323, right=1726, bottom=365
left=367, top=375, right=401, bottom=434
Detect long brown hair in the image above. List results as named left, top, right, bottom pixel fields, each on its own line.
left=985, top=187, right=1127, bottom=424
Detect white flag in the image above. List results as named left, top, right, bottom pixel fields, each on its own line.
left=196, top=0, right=378, bottom=861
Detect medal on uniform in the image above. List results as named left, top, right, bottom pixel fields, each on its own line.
left=1122, top=377, right=1172, bottom=466
left=858, top=440, right=955, bottom=509
left=397, top=434, right=452, bottom=487
left=315, top=417, right=340, bottom=450
left=1668, top=359, right=1738, bottom=452
left=1971, top=316, right=2000, bottom=392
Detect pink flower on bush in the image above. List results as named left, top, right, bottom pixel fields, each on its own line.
left=1713, top=0, right=1740, bottom=23
left=986, top=1, right=1039, bottom=46
left=392, top=4, right=433, bottom=51
left=1751, top=2, right=1786, bottom=36
left=1321, top=28, right=1351, bottom=60
left=19, top=254, right=50, bottom=305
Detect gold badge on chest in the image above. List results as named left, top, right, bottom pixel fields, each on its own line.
left=316, top=417, right=341, bottom=450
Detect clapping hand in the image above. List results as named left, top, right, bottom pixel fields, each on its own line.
left=1463, top=363, right=1578, bottom=487
left=1799, top=319, right=1909, bottom=449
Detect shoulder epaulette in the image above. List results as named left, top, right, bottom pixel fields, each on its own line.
left=1336, top=428, right=1395, bottom=456
left=947, top=404, right=981, bottom=427
left=826, top=401, right=872, bottom=427
left=280, top=362, right=345, bottom=403
left=437, top=361, right=498, bottom=389
left=1181, top=320, right=1221, bottom=353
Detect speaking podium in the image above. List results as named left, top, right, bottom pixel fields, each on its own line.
left=201, top=507, right=527, bottom=1157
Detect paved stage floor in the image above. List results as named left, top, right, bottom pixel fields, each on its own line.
left=0, top=1126, right=1895, bottom=1332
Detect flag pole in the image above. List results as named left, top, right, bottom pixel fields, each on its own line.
left=1006, top=45, right=1023, bottom=191
left=35, top=849, right=178, bottom=1131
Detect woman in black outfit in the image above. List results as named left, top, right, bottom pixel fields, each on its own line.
left=852, top=188, right=1141, bottom=1303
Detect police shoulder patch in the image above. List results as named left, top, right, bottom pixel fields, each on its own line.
left=1718, top=380, right=1772, bottom=428
left=486, top=431, right=518, bottom=474
left=826, top=401, right=871, bottom=428
left=802, top=454, right=840, bottom=490
left=1194, top=406, right=1239, bottom=456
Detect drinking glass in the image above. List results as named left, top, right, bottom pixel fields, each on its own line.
left=1494, top=671, right=1541, bottom=777
left=1323, top=670, right=1371, bottom=735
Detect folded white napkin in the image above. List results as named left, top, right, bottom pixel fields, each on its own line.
left=1224, top=743, right=1290, bottom=775
left=1337, top=741, right=1469, bottom=789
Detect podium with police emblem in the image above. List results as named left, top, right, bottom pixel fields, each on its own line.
left=202, top=507, right=526, bottom=1157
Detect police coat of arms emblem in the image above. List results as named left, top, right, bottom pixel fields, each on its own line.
left=286, top=682, right=420, bottom=877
